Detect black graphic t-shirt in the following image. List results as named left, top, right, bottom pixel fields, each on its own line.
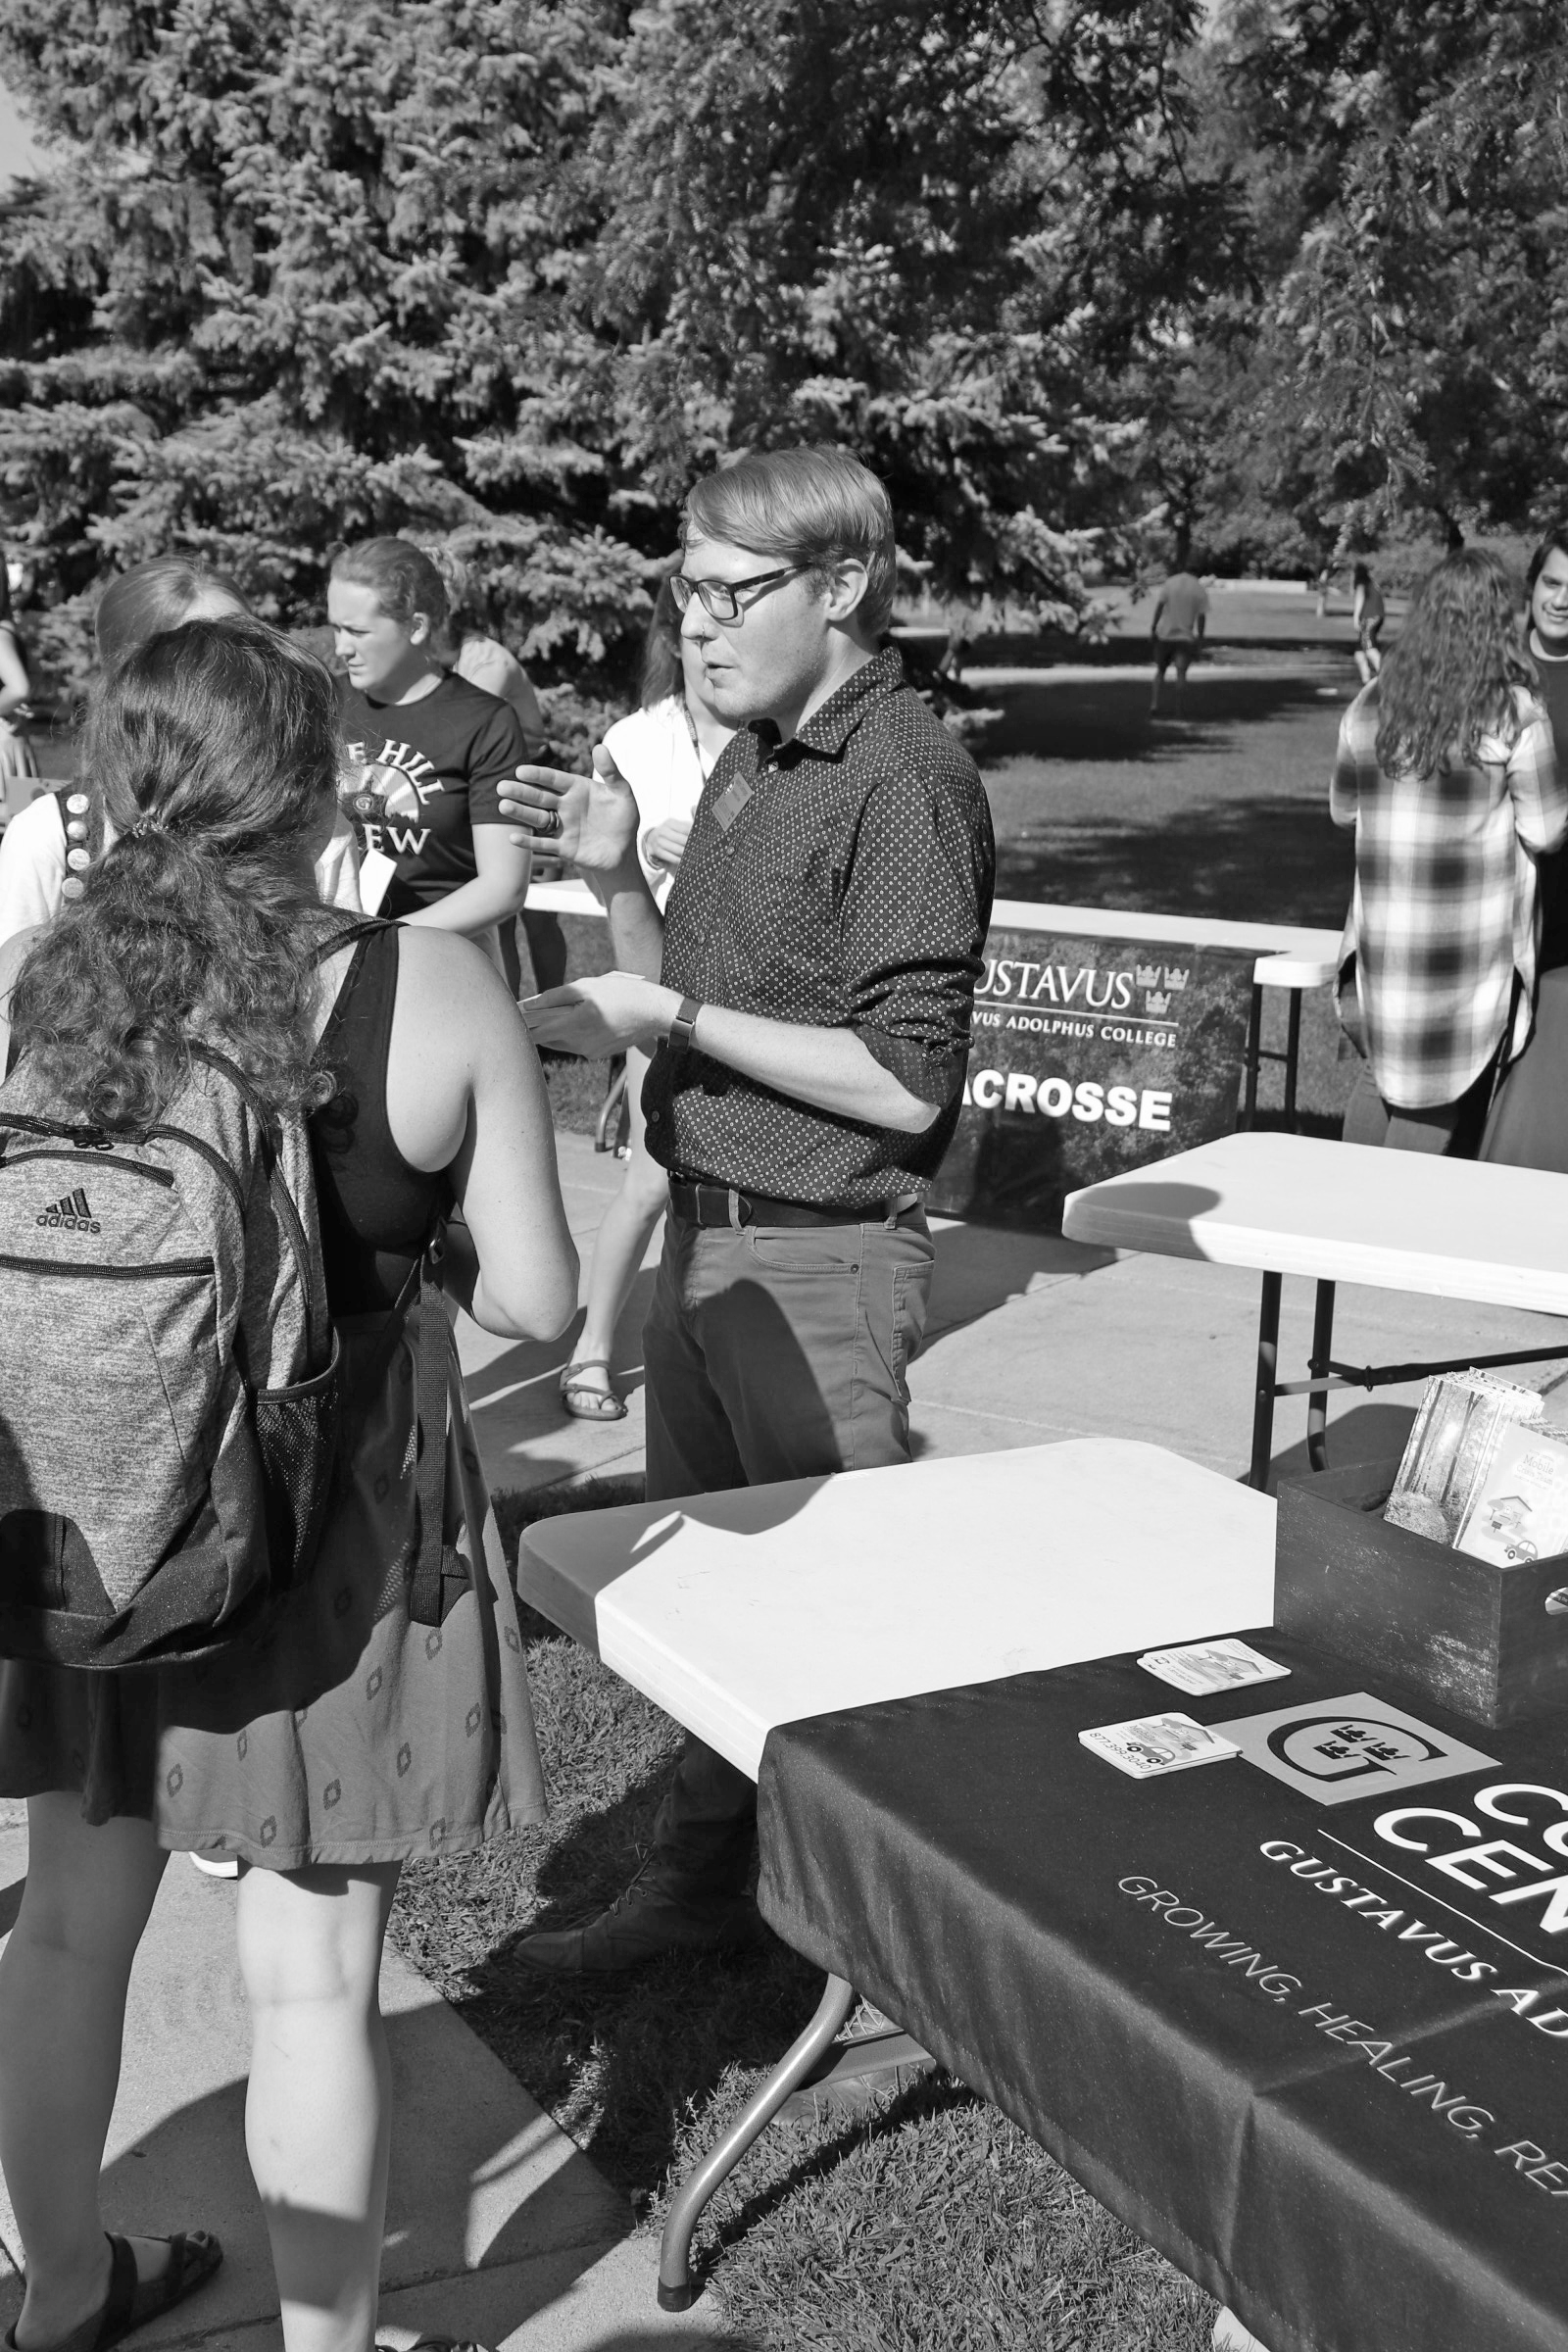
left=335, top=672, right=526, bottom=914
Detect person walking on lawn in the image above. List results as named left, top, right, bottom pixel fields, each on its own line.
left=1149, top=564, right=1208, bottom=716
left=509, top=445, right=995, bottom=1971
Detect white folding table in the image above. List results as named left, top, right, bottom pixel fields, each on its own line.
left=519, top=1437, right=1275, bottom=2306
left=1062, top=1130, right=1568, bottom=1488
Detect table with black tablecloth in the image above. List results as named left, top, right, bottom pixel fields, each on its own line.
left=759, top=1634, right=1568, bottom=2352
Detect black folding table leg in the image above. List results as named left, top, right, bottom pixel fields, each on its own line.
left=1283, top=989, right=1304, bottom=1131
left=1307, top=1280, right=1336, bottom=1473
left=1249, top=1271, right=1283, bottom=1491
left=1241, top=986, right=1263, bottom=1129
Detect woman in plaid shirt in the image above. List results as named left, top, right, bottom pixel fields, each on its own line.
left=1333, top=550, right=1568, bottom=1153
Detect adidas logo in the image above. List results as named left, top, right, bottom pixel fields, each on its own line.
left=36, top=1187, right=101, bottom=1236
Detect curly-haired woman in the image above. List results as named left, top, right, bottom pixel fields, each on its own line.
left=0, top=617, right=576, bottom=2352
left=1332, top=549, right=1568, bottom=1153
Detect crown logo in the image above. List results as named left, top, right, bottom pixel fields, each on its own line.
left=1146, top=991, right=1172, bottom=1016
left=1135, top=963, right=1160, bottom=988
left=1163, top=967, right=1190, bottom=991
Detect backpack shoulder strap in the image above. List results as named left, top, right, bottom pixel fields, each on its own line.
left=183, top=1045, right=332, bottom=1371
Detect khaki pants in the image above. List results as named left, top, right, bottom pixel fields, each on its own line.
left=644, top=1206, right=935, bottom=1894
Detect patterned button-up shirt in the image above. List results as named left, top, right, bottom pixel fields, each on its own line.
left=642, top=647, right=995, bottom=1206
left=1332, top=683, right=1568, bottom=1108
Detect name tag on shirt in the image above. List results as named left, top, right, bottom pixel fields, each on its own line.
left=711, top=775, right=754, bottom=831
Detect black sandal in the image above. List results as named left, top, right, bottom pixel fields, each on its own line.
left=6, top=2230, right=222, bottom=2352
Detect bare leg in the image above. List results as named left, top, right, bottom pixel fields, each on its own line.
left=237, top=1861, right=400, bottom=2352
left=569, top=1045, right=668, bottom=1409
left=0, top=1796, right=171, bottom=2347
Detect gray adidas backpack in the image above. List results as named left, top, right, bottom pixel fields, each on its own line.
left=0, top=941, right=455, bottom=1667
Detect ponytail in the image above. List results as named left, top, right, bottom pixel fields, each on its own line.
left=10, top=617, right=340, bottom=1134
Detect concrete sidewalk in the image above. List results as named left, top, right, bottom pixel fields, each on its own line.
left=461, top=1130, right=1568, bottom=1498
left=0, top=1818, right=734, bottom=2352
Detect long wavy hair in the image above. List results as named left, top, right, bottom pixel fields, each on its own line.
left=1374, top=551, right=1536, bottom=777
left=10, top=617, right=341, bottom=1133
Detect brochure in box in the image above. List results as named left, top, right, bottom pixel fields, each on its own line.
left=1454, top=1421, right=1568, bottom=1568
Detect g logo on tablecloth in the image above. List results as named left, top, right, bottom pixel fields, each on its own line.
left=1268, top=1716, right=1446, bottom=1785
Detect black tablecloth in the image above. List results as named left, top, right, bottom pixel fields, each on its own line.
left=757, top=1636, right=1568, bottom=2352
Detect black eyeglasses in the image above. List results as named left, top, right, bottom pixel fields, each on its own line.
left=670, top=565, right=806, bottom=623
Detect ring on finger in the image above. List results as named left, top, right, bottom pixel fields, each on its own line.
left=544, top=808, right=563, bottom=838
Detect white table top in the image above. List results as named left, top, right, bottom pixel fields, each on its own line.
left=989, top=898, right=1340, bottom=964
left=518, top=1439, right=1275, bottom=1779
left=1062, top=1130, right=1568, bottom=1311
left=524, top=881, right=1340, bottom=989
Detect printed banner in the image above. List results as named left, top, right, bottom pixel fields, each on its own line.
left=928, top=927, right=1257, bottom=1227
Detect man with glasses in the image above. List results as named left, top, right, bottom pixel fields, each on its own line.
left=507, top=445, right=995, bottom=1971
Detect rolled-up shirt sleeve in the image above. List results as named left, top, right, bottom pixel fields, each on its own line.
left=839, top=768, right=996, bottom=1106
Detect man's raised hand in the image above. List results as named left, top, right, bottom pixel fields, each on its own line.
left=498, top=745, right=639, bottom=872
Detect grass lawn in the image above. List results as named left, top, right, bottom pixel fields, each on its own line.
left=391, top=1487, right=1219, bottom=2352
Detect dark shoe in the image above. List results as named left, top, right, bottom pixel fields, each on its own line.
left=514, top=1872, right=766, bottom=1975
left=7, top=2230, right=222, bottom=2352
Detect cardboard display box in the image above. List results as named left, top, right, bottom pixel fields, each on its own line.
left=1275, top=1456, right=1568, bottom=1730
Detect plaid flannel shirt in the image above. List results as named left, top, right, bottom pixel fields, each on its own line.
left=1331, top=684, right=1568, bottom=1108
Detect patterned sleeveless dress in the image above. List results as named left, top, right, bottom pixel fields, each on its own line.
left=0, top=926, right=547, bottom=1865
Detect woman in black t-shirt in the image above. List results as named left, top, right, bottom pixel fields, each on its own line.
left=329, top=540, right=531, bottom=950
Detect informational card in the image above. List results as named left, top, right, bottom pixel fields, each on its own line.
left=1078, top=1713, right=1241, bottom=1781
left=1137, top=1638, right=1291, bottom=1696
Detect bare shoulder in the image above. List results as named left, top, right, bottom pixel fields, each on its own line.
left=392, top=925, right=519, bottom=1052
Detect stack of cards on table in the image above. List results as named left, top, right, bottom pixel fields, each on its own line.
left=1079, top=1714, right=1240, bottom=1780
left=1137, top=1638, right=1290, bottom=1694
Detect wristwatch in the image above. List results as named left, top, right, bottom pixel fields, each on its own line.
left=668, top=995, right=702, bottom=1054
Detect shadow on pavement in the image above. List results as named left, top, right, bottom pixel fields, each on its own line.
left=998, top=794, right=1352, bottom=929
left=977, top=664, right=1344, bottom=768
left=925, top=1219, right=1112, bottom=1343
left=1267, top=1400, right=1417, bottom=1494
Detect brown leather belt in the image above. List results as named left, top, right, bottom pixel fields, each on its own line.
left=668, top=1178, right=919, bottom=1230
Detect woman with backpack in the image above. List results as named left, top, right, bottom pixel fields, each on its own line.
left=0, top=617, right=577, bottom=2352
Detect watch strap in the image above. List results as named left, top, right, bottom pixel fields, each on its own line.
left=669, top=995, right=702, bottom=1053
